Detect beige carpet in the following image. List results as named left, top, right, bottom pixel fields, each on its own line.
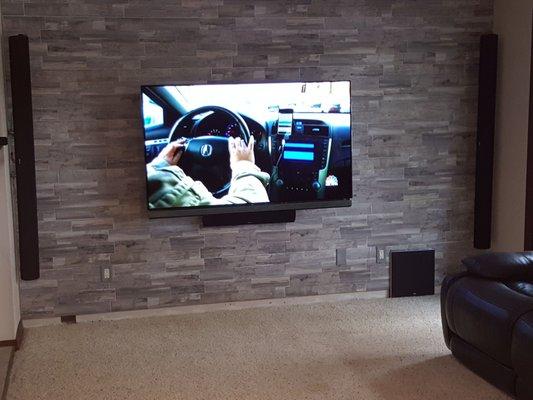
left=1, top=346, right=13, bottom=398
left=7, top=296, right=509, bottom=400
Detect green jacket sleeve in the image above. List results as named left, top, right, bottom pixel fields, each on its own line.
left=223, top=160, right=270, bottom=204
left=146, top=159, right=270, bottom=209
left=146, top=159, right=217, bottom=209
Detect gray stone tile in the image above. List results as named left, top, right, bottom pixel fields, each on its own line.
left=0, top=0, right=493, bottom=318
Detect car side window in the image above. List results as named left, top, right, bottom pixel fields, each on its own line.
left=143, top=94, right=164, bottom=130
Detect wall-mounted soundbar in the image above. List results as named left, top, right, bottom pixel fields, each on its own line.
left=9, top=34, right=40, bottom=281
left=202, top=209, right=296, bottom=227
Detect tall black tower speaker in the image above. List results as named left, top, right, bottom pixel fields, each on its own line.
left=474, top=34, right=498, bottom=250
left=9, top=34, right=40, bottom=280
left=525, top=13, right=533, bottom=251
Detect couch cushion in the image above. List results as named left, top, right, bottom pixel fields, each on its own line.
left=445, top=276, right=533, bottom=367
left=462, top=252, right=533, bottom=280
left=512, top=311, right=533, bottom=398
left=504, top=281, right=533, bottom=298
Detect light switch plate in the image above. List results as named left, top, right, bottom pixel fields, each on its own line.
left=101, top=266, right=112, bottom=282
left=376, top=247, right=388, bottom=264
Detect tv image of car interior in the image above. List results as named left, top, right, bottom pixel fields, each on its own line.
left=142, top=81, right=352, bottom=213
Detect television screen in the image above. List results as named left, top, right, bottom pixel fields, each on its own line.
left=141, top=81, right=352, bottom=216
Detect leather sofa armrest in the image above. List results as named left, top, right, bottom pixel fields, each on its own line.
left=462, top=252, right=533, bottom=280
left=441, top=272, right=469, bottom=349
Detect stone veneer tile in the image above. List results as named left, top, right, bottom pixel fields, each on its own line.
left=0, top=0, right=493, bottom=318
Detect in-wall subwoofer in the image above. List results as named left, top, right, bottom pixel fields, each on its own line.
left=9, top=34, right=40, bottom=280
left=474, top=34, right=498, bottom=250
left=390, top=250, right=435, bottom=298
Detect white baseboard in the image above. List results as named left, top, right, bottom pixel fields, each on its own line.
left=22, top=288, right=441, bottom=328
left=23, top=290, right=389, bottom=328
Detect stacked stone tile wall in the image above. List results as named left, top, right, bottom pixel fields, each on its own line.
left=0, top=0, right=493, bottom=317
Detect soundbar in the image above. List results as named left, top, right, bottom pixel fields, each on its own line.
left=202, top=209, right=296, bottom=227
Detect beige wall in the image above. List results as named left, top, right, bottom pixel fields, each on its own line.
left=0, top=6, right=20, bottom=341
left=492, top=0, right=533, bottom=251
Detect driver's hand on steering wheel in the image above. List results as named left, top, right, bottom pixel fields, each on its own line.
left=155, top=138, right=187, bottom=166
left=229, top=136, right=255, bottom=168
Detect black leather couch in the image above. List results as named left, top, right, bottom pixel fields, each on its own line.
left=441, top=252, right=533, bottom=399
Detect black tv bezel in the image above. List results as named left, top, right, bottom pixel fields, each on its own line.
left=140, top=80, right=353, bottom=219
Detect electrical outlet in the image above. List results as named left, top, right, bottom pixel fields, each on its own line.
left=376, top=247, right=388, bottom=264
left=101, top=266, right=112, bottom=282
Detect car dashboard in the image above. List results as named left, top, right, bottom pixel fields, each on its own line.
left=144, top=110, right=351, bottom=202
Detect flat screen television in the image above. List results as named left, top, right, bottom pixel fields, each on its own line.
left=141, top=81, right=352, bottom=217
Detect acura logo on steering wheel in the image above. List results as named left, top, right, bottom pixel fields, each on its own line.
left=200, top=144, right=213, bottom=157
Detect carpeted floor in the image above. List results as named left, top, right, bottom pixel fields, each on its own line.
left=1, top=346, right=13, bottom=398
left=7, top=296, right=509, bottom=400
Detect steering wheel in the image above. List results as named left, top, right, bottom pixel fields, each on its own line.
left=168, top=106, right=251, bottom=198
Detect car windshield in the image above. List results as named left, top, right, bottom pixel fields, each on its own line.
left=171, top=81, right=350, bottom=115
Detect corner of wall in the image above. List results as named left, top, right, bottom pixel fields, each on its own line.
left=491, top=0, right=532, bottom=251
left=0, top=7, right=21, bottom=341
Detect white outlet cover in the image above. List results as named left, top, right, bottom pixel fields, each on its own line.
left=102, top=268, right=111, bottom=280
